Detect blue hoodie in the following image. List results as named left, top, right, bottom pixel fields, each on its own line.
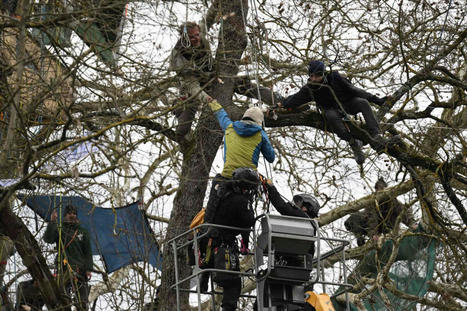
left=215, top=108, right=275, bottom=178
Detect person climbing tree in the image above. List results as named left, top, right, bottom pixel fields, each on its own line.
left=204, top=100, right=275, bottom=225
left=43, top=205, right=93, bottom=311
left=203, top=167, right=257, bottom=311
left=345, top=178, right=417, bottom=246
left=169, top=21, right=284, bottom=140
left=169, top=21, right=215, bottom=139
left=278, top=60, right=388, bottom=165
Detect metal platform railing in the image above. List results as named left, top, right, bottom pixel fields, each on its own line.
left=168, top=214, right=352, bottom=311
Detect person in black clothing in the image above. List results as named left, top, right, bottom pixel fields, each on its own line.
left=43, top=205, right=93, bottom=311
left=279, top=60, right=388, bottom=165
left=15, top=279, right=45, bottom=311
left=263, top=178, right=320, bottom=259
left=345, top=178, right=417, bottom=246
left=253, top=179, right=320, bottom=311
left=202, top=167, right=258, bottom=311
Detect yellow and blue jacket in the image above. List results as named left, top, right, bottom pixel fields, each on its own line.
left=214, top=108, right=275, bottom=178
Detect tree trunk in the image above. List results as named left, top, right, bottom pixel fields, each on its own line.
left=159, top=1, right=249, bottom=310
left=0, top=198, right=71, bottom=310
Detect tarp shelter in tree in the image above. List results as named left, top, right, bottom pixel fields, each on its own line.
left=18, top=195, right=162, bottom=273
left=333, top=225, right=437, bottom=311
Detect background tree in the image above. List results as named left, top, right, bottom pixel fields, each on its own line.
left=0, top=0, right=465, bottom=310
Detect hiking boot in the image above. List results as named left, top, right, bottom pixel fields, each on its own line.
left=371, top=134, right=402, bottom=149
left=349, top=139, right=365, bottom=165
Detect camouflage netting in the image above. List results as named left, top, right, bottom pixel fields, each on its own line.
left=333, top=225, right=438, bottom=310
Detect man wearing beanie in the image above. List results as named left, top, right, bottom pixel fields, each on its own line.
left=279, top=60, right=388, bottom=165
left=44, top=205, right=93, bottom=311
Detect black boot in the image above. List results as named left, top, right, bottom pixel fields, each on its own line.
left=371, top=134, right=402, bottom=149
left=349, top=138, right=365, bottom=165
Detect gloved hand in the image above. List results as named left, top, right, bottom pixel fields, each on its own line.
left=369, top=95, right=389, bottom=105
left=240, top=239, right=249, bottom=255
left=208, top=99, right=222, bottom=112
left=259, top=174, right=273, bottom=186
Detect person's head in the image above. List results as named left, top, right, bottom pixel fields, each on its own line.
left=308, top=60, right=325, bottom=83
left=180, top=22, right=201, bottom=47
left=242, top=106, right=264, bottom=126
left=375, top=177, right=388, bottom=192
left=232, top=167, right=260, bottom=194
left=64, top=204, right=78, bottom=223
left=293, top=193, right=320, bottom=218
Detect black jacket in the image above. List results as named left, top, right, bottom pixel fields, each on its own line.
left=282, top=71, right=375, bottom=110
left=208, top=188, right=255, bottom=245
left=367, top=196, right=416, bottom=236
left=266, top=184, right=317, bottom=218
left=266, top=184, right=317, bottom=259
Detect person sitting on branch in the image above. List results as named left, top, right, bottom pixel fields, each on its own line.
left=345, top=178, right=417, bottom=246
left=278, top=60, right=389, bottom=165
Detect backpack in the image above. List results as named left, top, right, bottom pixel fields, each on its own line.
left=305, top=291, right=335, bottom=311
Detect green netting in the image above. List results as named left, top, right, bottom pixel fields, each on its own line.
left=333, top=226, right=438, bottom=311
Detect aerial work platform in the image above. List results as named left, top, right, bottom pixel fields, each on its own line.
left=169, top=214, right=351, bottom=311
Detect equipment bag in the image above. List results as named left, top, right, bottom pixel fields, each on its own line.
left=213, top=243, right=240, bottom=284
left=190, top=208, right=206, bottom=230
left=305, top=291, right=335, bottom=311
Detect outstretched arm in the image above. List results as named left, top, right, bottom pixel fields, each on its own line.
left=266, top=183, right=307, bottom=218
left=339, top=75, right=387, bottom=105
left=208, top=101, right=232, bottom=131
left=169, top=49, right=213, bottom=104
left=234, top=76, right=285, bottom=106
left=282, top=83, right=314, bottom=109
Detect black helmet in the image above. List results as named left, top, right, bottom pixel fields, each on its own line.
left=232, top=167, right=259, bottom=191
left=293, top=193, right=320, bottom=217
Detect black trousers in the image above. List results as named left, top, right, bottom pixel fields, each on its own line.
left=322, top=97, right=380, bottom=141
left=204, top=174, right=230, bottom=224
left=175, top=99, right=199, bottom=138
left=218, top=277, right=241, bottom=311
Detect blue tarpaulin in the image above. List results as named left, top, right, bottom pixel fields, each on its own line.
left=18, top=195, right=162, bottom=273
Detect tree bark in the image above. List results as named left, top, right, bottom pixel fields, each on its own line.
left=158, top=1, right=249, bottom=310
left=0, top=198, right=71, bottom=310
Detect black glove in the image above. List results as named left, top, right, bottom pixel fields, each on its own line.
left=369, top=95, right=388, bottom=105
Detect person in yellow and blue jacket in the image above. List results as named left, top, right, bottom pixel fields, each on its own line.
left=204, top=100, right=275, bottom=226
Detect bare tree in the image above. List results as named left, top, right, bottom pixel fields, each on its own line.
left=0, top=0, right=466, bottom=310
